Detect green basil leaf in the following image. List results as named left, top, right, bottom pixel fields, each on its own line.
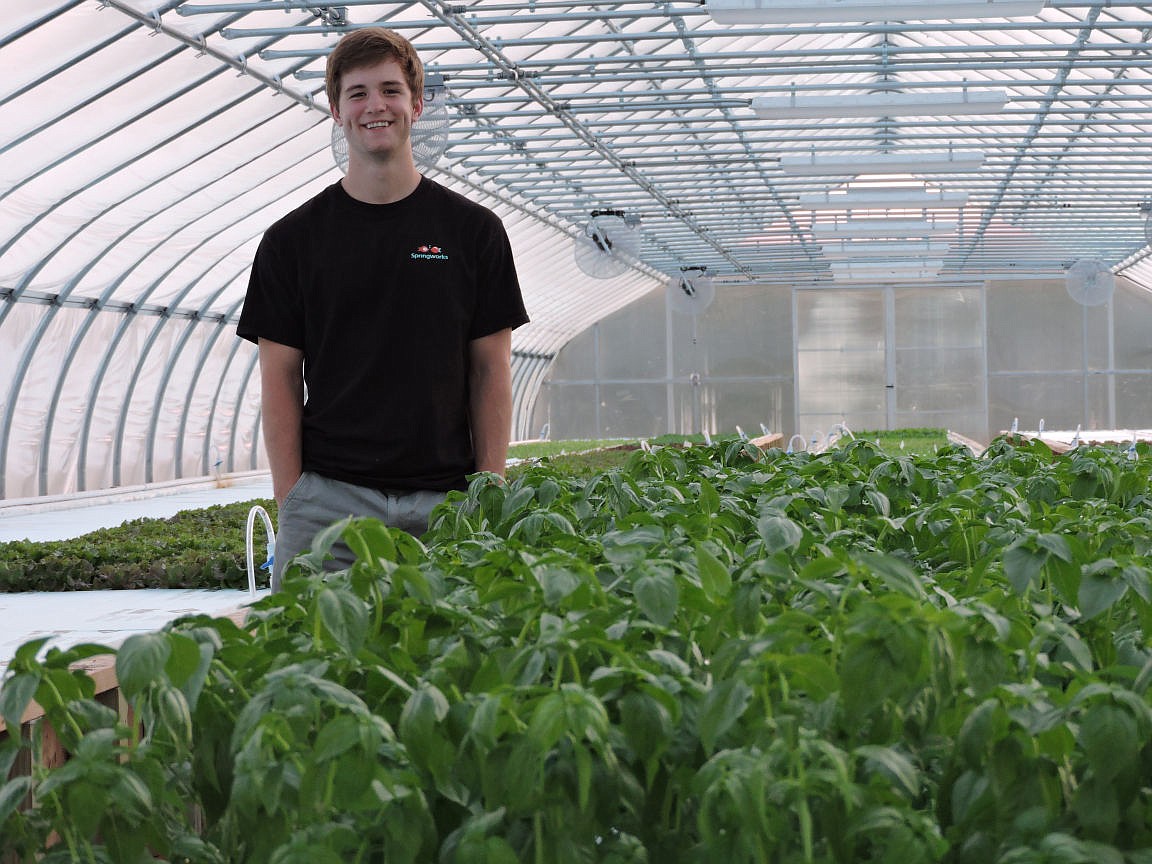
left=695, top=544, right=732, bottom=600
left=634, top=566, right=679, bottom=627
left=116, top=632, right=171, bottom=700
left=697, top=678, right=752, bottom=754
left=315, top=586, right=368, bottom=656
left=1078, top=702, right=1137, bottom=782
left=855, top=744, right=920, bottom=799
left=0, top=672, right=39, bottom=732
left=1078, top=568, right=1128, bottom=620
left=757, top=514, right=803, bottom=554
left=1003, top=542, right=1046, bottom=594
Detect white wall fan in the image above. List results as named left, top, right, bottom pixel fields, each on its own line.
left=667, top=265, right=716, bottom=316
left=669, top=266, right=715, bottom=436
left=1064, top=257, right=1115, bottom=307
left=573, top=209, right=642, bottom=279
left=331, top=72, right=451, bottom=172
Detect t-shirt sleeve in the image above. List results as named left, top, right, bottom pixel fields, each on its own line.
left=469, top=214, right=529, bottom=341
left=236, top=228, right=305, bottom=349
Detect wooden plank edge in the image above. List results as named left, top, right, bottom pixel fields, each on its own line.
left=0, top=607, right=250, bottom=734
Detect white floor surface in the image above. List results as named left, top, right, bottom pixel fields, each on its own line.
left=0, top=588, right=265, bottom=675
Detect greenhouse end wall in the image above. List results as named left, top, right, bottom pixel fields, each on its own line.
left=534, top=276, right=1152, bottom=446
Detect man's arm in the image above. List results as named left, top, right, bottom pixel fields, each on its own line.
left=258, top=338, right=305, bottom=505
left=468, top=328, right=514, bottom=477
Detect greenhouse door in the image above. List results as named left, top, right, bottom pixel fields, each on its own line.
left=795, top=285, right=988, bottom=442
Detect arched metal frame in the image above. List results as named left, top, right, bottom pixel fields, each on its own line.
left=5, top=1, right=1152, bottom=500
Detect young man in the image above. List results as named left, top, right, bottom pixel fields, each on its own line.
left=237, top=27, right=528, bottom=590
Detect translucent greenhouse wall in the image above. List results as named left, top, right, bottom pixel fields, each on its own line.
left=0, top=180, right=657, bottom=503
left=534, top=276, right=1152, bottom=445
left=0, top=306, right=265, bottom=502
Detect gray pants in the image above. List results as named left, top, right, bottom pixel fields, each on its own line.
left=271, top=471, right=447, bottom=590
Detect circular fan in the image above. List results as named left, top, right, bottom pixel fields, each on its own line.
left=573, top=210, right=641, bottom=279
left=1065, top=257, right=1115, bottom=307
left=330, top=73, right=451, bottom=173
left=1142, top=201, right=1152, bottom=247
left=668, top=266, right=716, bottom=315
left=331, top=121, right=348, bottom=172
left=412, top=73, right=450, bottom=166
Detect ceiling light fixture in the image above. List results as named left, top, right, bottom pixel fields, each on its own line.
left=799, top=188, right=969, bottom=210
left=752, top=89, right=1007, bottom=119
left=819, top=240, right=952, bottom=259
left=829, top=262, right=945, bottom=282
left=811, top=219, right=958, bottom=238
left=707, top=0, right=1045, bottom=25
left=779, top=150, right=986, bottom=176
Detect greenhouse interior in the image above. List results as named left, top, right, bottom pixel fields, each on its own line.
left=4, top=2, right=1152, bottom=861
left=4, top=0, right=1152, bottom=502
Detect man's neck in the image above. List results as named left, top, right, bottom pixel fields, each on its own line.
left=341, top=157, right=422, bottom=205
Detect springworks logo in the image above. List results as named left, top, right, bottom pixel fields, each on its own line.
left=411, top=243, right=449, bottom=261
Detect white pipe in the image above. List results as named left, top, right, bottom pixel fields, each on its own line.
left=245, top=505, right=276, bottom=597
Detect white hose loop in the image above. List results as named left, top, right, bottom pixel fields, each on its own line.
left=827, top=422, right=855, bottom=444
left=245, top=505, right=276, bottom=597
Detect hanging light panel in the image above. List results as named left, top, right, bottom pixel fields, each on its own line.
left=779, top=150, right=985, bottom=176
left=707, top=0, right=1045, bottom=25
left=752, top=90, right=1006, bottom=119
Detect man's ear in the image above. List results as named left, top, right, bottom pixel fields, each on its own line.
left=330, top=104, right=342, bottom=124
left=412, top=95, right=424, bottom=121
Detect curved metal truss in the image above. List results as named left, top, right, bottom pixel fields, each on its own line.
left=3, top=0, right=1152, bottom=498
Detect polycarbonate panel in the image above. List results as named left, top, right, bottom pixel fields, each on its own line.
left=1115, top=375, right=1152, bottom=430
left=796, top=290, right=884, bottom=353
left=672, top=381, right=793, bottom=440
left=671, top=283, right=792, bottom=378
left=987, top=374, right=1091, bottom=434
left=598, top=384, right=669, bottom=439
left=894, top=287, right=982, bottom=350
left=1082, top=374, right=1116, bottom=432
left=547, top=331, right=596, bottom=382
left=986, top=281, right=1087, bottom=373
left=536, top=383, right=598, bottom=441
left=1114, top=281, right=1152, bottom=371
left=896, top=348, right=985, bottom=414
left=1082, top=305, right=1113, bottom=373
left=596, top=291, right=666, bottom=381
left=797, top=349, right=886, bottom=416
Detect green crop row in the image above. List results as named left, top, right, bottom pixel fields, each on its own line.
left=0, top=433, right=947, bottom=594
left=0, top=502, right=276, bottom=593
left=2, top=437, right=1150, bottom=863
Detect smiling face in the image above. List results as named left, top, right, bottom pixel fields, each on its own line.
left=331, top=59, right=424, bottom=167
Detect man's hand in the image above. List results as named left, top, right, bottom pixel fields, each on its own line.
left=258, top=338, right=305, bottom=504
left=469, top=328, right=514, bottom=477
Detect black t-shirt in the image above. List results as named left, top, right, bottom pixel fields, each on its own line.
left=237, top=177, right=529, bottom=491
